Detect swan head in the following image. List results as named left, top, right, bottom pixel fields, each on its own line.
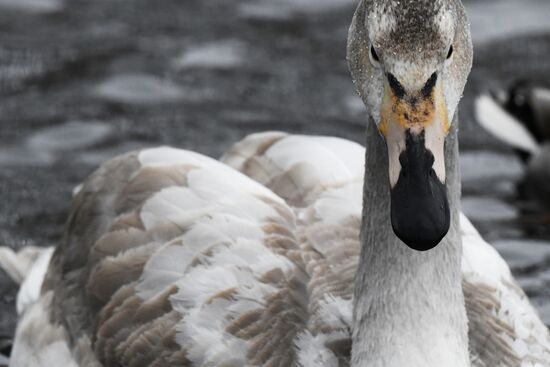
left=348, top=0, right=472, bottom=251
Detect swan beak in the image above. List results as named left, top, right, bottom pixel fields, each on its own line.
left=379, top=72, right=450, bottom=251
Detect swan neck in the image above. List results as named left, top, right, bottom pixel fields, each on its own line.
left=352, top=117, right=469, bottom=367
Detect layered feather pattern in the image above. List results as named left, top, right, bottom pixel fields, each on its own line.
left=7, top=133, right=550, bottom=367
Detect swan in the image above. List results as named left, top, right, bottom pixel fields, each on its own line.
left=1, top=0, right=549, bottom=366
left=476, top=84, right=550, bottom=207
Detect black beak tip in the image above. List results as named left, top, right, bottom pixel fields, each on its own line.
left=390, top=171, right=451, bottom=251
left=391, top=213, right=450, bottom=251
left=390, top=193, right=450, bottom=251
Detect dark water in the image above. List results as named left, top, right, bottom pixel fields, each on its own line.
left=0, top=0, right=549, bottom=361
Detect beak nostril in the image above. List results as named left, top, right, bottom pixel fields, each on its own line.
left=387, top=73, right=406, bottom=99
left=421, top=72, right=438, bottom=98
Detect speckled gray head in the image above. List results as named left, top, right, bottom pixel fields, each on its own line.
left=348, top=0, right=473, bottom=250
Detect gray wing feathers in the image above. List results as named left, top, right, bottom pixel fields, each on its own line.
left=44, top=152, right=142, bottom=344
left=464, top=281, right=521, bottom=367
left=39, top=144, right=313, bottom=366
left=223, top=133, right=362, bottom=364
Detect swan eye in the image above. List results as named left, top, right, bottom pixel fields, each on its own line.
left=446, top=45, right=454, bottom=59
left=370, top=45, right=380, bottom=64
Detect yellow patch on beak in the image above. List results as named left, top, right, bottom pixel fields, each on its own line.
left=378, top=81, right=449, bottom=137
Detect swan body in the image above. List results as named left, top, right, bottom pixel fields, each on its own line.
left=4, top=132, right=550, bottom=366
left=3, top=0, right=550, bottom=365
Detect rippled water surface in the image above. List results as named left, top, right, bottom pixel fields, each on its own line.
left=0, top=0, right=550, bottom=360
